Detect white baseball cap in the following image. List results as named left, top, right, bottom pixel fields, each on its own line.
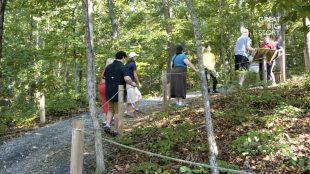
left=128, top=52, right=139, bottom=58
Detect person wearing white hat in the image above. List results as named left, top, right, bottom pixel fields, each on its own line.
left=125, top=52, right=142, bottom=117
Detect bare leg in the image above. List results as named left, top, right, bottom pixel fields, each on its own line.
left=114, top=113, right=119, bottom=129
left=126, top=103, right=134, bottom=116
left=102, top=113, right=107, bottom=123
left=106, top=111, right=113, bottom=127
left=270, top=63, right=276, bottom=86
left=134, top=101, right=140, bottom=111
left=239, top=74, right=245, bottom=86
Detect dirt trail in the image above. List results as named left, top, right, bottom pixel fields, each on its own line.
left=0, top=92, right=202, bottom=174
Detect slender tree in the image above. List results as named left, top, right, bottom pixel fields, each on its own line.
left=107, top=0, right=119, bottom=39
left=219, top=0, right=227, bottom=95
left=0, top=0, right=7, bottom=60
left=304, top=17, right=310, bottom=72
left=71, top=7, right=80, bottom=95
left=82, top=0, right=106, bottom=173
left=236, top=0, right=244, bottom=33
left=184, top=0, right=219, bottom=173
left=162, top=0, right=174, bottom=72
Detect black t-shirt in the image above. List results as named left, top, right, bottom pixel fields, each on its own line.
left=104, top=60, right=130, bottom=102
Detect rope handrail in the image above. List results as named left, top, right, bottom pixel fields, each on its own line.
left=76, top=128, right=254, bottom=174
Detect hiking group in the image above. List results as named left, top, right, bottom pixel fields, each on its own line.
left=98, top=28, right=282, bottom=136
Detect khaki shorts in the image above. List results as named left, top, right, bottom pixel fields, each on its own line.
left=108, top=101, right=119, bottom=114
left=126, top=84, right=142, bottom=104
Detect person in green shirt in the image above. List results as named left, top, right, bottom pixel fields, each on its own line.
left=203, top=44, right=219, bottom=93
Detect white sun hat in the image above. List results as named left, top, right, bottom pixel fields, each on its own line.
left=128, top=52, right=139, bottom=58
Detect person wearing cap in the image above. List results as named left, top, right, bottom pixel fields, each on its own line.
left=125, top=52, right=142, bottom=117
left=234, top=27, right=256, bottom=86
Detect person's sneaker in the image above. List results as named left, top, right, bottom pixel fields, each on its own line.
left=103, top=125, right=111, bottom=134
left=109, top=129, right=119, bottom=137
left=102, top=122, right=107, bottom=127
left=212, top=90, right=219, bottom=93
left=176, top=103, right=186, bottom=108
left=125, top=111, right=135, bottom=117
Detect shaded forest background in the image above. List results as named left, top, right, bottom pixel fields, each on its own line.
left=0, top=0, right=309, bottom=134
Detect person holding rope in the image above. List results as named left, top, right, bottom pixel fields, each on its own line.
left=98, top=58, right=114, bottom=126
left=125, top=52, right=142, bottom=117
left=234, top=27, right=256, bottom=86
left=170, top=45, right=198, bottom=107
left=203, top=44, right=219, bottom=93
left=103, top=51, right=137, bottom=136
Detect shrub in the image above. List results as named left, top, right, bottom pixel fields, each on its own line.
left=46, top=93, right=78, bottom=116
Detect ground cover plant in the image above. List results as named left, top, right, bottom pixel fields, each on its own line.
left=108, top=76, right=310, bottom=174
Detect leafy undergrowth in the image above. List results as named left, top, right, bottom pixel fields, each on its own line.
left=109, top=76, right=310, bottom=174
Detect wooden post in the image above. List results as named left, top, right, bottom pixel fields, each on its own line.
left=39, top=93, right=45, bottom=124
left=262, top=54, right=267, bottom=84
left=118, top=85, right=124, bottom=136
left=162, top=70, right=168, bottom=111
left=70, top=119, right=84, bottom=174
left=280, top=50, right=286, bottom=82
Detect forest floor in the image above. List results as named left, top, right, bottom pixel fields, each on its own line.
left=0, top=76, right=309, bottom=174
left=107, top=76, right=310, bottom=174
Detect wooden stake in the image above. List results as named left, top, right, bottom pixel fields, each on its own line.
left=70, top=119, right=84, bottom=174
left=39, top=94, right=45, bottom=124
left=262, top=54, right=267, bottom=84
left=162, top=70, right=168, bottom=111
left=118, top=85, right=124, bottom=136
left=280, top=50, right=286, bottom=82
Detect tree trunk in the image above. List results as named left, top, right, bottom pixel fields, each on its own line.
left=278, top=17, right=286, bottom=82
left=72, top=8, right=79, bottom=95
left=82, top=0, right=106, bottom=173
left=0, top=0, right=7, bottom=61
left=304, top=17, right=310, bottom=72
left=219, top=0, right=227, bottom=95
left=236, top=0, right=244, bottom=33
left=162, top=0, right=174, bottom=73
left=184, top=0, right=219, bottom=173
left=107, top=0, right=119, bottom=39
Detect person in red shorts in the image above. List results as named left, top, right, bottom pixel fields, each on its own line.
left=98, top=58, right=114, bottom=126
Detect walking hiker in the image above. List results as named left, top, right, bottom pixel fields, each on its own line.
left=98, top=58, right=114, bottom=126
left=104, top=51, right=137, bottom=136
left=170, top=45, right=198, bottom=107
left=203, top=44, right=219, bottom=93
left=234, top=27, right=256, bottom=86
left=125, top=52, right=142, bottom=117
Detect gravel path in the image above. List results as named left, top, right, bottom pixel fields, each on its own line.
left=0, top=92, right=202, bottom=174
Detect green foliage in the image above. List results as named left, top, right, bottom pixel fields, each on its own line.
left=217, top=160, right=241, bottom=174
left=179, top=160, right=240, bottom=174
left=282, top=149, right=310, bottom=172
left=274, top=104, right=304, bottom=117
left=130, top=162, right=166, bottom=174
left=46, top=93, right=78, bottom=116
left=179, top=166, right=207, bottom=174
left=232, top=130, right=282, bottom=156
left=0, top=93, right=38, bottom=135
